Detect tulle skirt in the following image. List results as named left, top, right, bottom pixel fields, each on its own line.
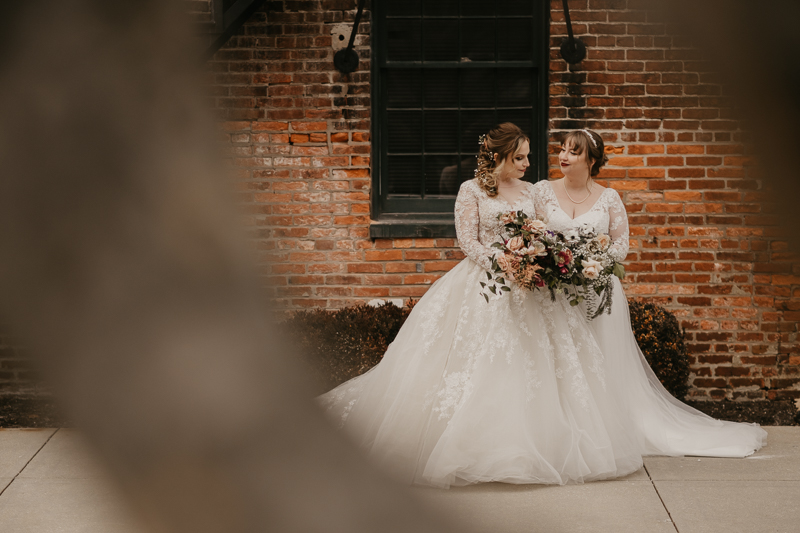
left=318, top=259, right=767, bottom=488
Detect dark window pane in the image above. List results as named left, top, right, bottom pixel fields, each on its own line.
left=386, top=69, right=422, bottom=108
left=387, top=19, right=421, bottom=61
left=460, top=19, right=495, bottom=62
left=377, top=1, right=543, bottom=216
left=424, top=69, right=458, bottom=108
left=497, top=18, right=532, bottom=61
left=458, top=155, right=479, bottom=187
left=496, top=0, right=533, bottom=16
left=387, top=156, right=422, bottom=196
left=496, top=109, right=531, bottom=135
left=387, top=0, right=421, bottom=16
left=461, top=69, right=495, bottom=108
left=424, top=111, right=459, bottom=152
left=498, top=72, right=532, bottom=107
left=387, top=111, right=423, bottom=153
left=423, top=19, right=459, bottom=61
left=425, top=155, right=461, bottom=196
left=460, top=110, right=495, bottom=149
left=423, top=0, right=458, bottom=16
left=461, top=0, right=493, bottom=17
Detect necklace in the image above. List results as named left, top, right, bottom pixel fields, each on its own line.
left=562, top=179, right=592, bottom=204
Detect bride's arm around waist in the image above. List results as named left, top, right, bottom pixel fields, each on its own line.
left=454, top=181, right=495, bottom=270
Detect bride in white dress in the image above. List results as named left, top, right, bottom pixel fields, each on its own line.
left=319, top=123, right=766, bottom=489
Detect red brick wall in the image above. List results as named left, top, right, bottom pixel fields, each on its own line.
left=209, top=1, right=463, bottom=310
left=210, top=0, right=800, bottom=400
left=548, top=0, right=800, bottom=400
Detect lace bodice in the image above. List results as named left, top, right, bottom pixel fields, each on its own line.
left=454, top=179, right=537, bottom=270
left=532, top=180, right=630, bottom=262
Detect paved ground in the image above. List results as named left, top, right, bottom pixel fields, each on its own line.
left=0, top=428, right=797, bottom=532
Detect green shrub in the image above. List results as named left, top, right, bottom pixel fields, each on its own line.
left=284, top=301, right=415, bottom=392
left=628, top=299, right=690, bottom=400
left=292, top=299, right=690, bottom=400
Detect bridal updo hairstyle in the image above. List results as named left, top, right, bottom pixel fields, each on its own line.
left=561, top=129, right=609, bottom=177
left=475, top=122, right=530, bottom=197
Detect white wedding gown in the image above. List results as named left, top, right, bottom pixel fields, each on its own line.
left=319, top=178, right=767, bottom=488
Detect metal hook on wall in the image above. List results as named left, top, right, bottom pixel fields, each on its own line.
left=560, top=0, right=587, bottom=64
left=334, top=0, right=366, bottom=74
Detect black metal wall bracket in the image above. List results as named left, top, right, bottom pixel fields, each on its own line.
left=204, top=0, right=266, bottom=60
left=560, top=0, right=587, bottom=64
left=334, top=0, right=366, bottom=74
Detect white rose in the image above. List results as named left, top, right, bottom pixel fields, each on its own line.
left=582, top=258, right=603, bottom=280
left=531, top=240, right=547, bottom=256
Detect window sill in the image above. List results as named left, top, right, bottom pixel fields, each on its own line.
left=369, top=219, right=457, bottom=239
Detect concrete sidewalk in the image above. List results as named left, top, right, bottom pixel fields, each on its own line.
left=0, top=428, right=797, bottom=532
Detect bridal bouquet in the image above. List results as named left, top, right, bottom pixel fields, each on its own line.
left=482, top=210, right=625, bottom=319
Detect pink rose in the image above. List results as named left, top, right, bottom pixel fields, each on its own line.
left=530, top=220, right=547, bottom=231
left=507, top=236, right=525, bottom=251
left=594, top=234, right=611, bottom=250
left=500, top=212, right=516, bottom=225
left=582, top=258, right=603, bottom=280
left=496, top=253, right=511, bottom=272
left=522, top=219, right=547, bottom=237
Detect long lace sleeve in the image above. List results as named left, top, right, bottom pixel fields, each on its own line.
left=607, top=190, right=630, bottom=262
left=532, top=181, right=548, bottom=221
left=455, top=182, right=495, bottom=271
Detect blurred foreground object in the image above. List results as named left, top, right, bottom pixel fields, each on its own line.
left=0, top=1, right=457, bottom=532
left=652, top=0, right=800, bottom=250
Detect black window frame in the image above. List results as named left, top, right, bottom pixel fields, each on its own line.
left=370, top=1, right=550, bottom=239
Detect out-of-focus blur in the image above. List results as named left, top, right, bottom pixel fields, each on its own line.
left=0, top=0, right=798, bottom=532
left=0, top=1, right=458, bottom=532
left=650, top=0, right=800, bottom=250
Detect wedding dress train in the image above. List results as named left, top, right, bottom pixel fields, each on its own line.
left=319, top=179, right=766, bottom=488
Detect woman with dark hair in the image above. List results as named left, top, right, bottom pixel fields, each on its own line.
left=319, top=124, right=766, bottom=489
left=533, top=127, right=766, bottom=469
